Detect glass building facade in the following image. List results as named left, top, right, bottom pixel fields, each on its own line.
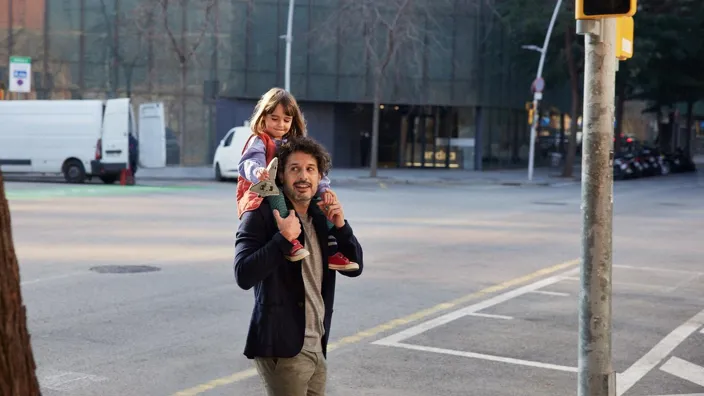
left=1, top=0, right=544, bottom=169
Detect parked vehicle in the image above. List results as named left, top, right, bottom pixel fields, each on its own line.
left=212, top=123, right=251, bottom=181
left=613, top=153, right=635, bottom=180
left=0, top=99, right=166, bottom=183
left=664, top=148, right=697, bottom=173
left=613, top=144, right=696, bottom=181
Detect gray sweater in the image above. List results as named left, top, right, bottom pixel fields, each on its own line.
left=299, top=213, right=326, bottom=352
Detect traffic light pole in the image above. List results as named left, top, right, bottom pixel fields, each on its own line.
left=576, top=16, right=617, bottom=396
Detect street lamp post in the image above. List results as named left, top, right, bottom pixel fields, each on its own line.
left=282, top=0, right=295, bottom=92
left=525, top=0, right=563, bottom=181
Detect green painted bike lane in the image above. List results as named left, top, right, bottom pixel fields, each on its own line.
left=5, top=184, right=206, bottom=201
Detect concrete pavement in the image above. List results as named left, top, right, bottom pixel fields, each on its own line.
left=5, top=172, right=704, bottom=396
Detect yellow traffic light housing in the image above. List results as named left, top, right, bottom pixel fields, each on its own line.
left=576, top=0, right=637, bottom=20
left=526, top=102, right=534, bottom=125
left=615, top=17, right=634, bottom=60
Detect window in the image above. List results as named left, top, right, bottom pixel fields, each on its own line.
left=128, top=106, right=136, bottom=138
left=223, top=131, right=234, bottom=147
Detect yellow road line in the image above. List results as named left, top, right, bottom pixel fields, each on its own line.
left=171, top=258, right=579, bottom=396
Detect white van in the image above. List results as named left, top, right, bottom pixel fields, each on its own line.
left=213, top=123, right=252, bottom=181
left=0, top=98, right=166, bottom=184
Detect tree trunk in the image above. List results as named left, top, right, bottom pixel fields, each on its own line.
left=685, top=100, right=694, bottom=156
left=179, top=62, right=187, bottom=165
left=562, top=27, right=580, bottom=178
left=0, top=172, right=41, bottom=396
left=147, top=11, right=154, bottom=96
left=369, top=80, right=381, bottom=178
left=112, top=0, right=121, bottom=96
left=614, top=81, right=626, bottom=154
left=562, top=94, right=580, bottom=178
left=124, top=67, right=133, bottom=98
left=179, top=2, right=187, bottom=165
left=656, top=106, right=665, bottom=152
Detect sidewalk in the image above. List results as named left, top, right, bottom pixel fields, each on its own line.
left=137, top=165, right=580, bottom=187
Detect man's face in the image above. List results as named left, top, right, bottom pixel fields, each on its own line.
left=281, top=152, right=321, bottom=205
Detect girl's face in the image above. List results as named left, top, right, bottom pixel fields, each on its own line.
left=263, top=104, right=293, bottom=139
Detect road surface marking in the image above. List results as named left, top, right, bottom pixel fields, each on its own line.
left=529, top=290, right=570, bottom=297
left=377, top=342, right=577, bottom=373
left=21, top=272, right=90, bottom=286
left=563, top=276, right=671, bottom=291
left=466, top=312, right=513, bottom=320
left=39, top=370, right=107, bottom=392
left=614, top=265, right=704, bottom=276
left=170, top=258, right=579, bottom=396
left=171, top=369, right=259, bottom=396
left=643, top=394, right=704, bottom=396
left=373, top=267, right=578, bottom=345
left=660, top=357, right=704, bottom=387
left=616, top=308, right=704, bottom=396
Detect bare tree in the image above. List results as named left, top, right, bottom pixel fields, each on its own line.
left=155, top=0, right=215, bottom=164
left=97, top=0, right=157, bottom=97
left=0, top=172, right=41, bottom=396
left=321, top=0, right=450, bottom=177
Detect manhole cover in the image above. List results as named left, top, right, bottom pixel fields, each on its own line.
left=532, top=201, right=568, bottom=206
left=90, top=265, right=161, bottom=274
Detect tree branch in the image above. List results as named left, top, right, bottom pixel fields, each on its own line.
left=159, top=0, right=185, bottom=61
left=184, top=0, right=216, bottom=59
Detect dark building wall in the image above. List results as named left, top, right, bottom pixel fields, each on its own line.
left=220, top=0, right=529, bottom=110
left=333, top=104, right=373, bottom=168
left=215, top=98, right=363, bottom=168
left=299, top=102, right=336, bottom=160
left=215, top=98, right=255, bottom=143
left=31, top=0, right=538, bottom=167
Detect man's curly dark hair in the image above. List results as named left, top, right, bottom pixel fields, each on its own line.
left=276, top=136, right=332, bottom=181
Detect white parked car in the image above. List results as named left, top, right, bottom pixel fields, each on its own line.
left=212, top=124, right=251, bottom=181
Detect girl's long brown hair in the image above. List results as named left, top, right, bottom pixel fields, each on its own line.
left=249, top=87, right=307, bottom=139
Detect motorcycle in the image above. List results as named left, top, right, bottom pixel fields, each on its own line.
left=665, top=148, right=696, bottom=173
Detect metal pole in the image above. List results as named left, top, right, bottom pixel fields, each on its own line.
left=284, top=0, right=295, bottom=92
left=576, top=17, right=617, bottom=396
left=527, top=0, right=562, bottom=181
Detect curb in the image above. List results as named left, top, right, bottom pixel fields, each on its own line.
left=326, top=177, right=574, bottom=188
left=135, top=171, right=582, bottom=187
left=135, top=175, right=580, bottom=187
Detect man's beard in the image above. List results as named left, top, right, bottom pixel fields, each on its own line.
left=286, top=180, right=314, bottom=203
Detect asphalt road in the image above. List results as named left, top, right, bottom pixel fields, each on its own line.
left=6, top=172, right=704, bottom=396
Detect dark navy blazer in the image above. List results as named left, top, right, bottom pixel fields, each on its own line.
left=234, top=200, right=363, bottom=359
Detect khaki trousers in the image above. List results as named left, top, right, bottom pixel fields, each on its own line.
left=254, top=349, right=327, bottom=396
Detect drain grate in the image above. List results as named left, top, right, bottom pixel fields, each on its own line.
left=90, top=265, right=161, bottom=274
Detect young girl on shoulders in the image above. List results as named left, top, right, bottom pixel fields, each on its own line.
left=236, top=87, right=359, bottom=272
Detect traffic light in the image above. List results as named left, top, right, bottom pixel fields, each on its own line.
left=615, top=17, right=634, bottom=60
left=576, top=0, right=637, bottom=19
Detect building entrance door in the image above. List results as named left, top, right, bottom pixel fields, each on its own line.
left=401, top=106, right=458, bottom=168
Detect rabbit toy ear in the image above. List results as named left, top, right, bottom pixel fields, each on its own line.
left=265, top=157, right=278, bottom=182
